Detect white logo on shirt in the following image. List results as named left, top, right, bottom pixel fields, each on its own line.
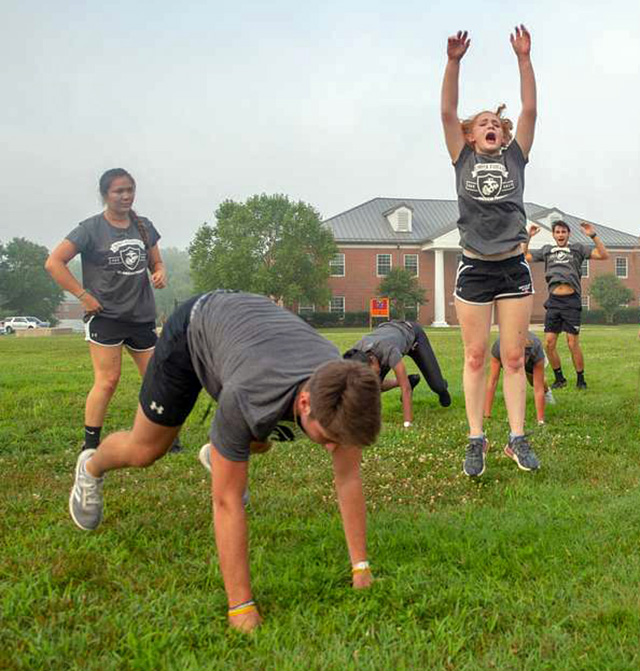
left=466, top=162, right=516, bottom=202
left=107, top=239, right=147, bottom=274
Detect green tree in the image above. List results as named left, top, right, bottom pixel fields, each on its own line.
left=589, top=273, right=634, bottom=323
left=377, top=268, right=426, bottom=320
left=0, top=238, right=64, bottom=322
left=189, top=194, right=337, bottom=306
left=153, top=247, right=194, bottom=320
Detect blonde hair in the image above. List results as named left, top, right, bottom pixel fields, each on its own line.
left=461, top=104, right=513, bottom=148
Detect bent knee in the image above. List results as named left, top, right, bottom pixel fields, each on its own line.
left=126, top=442, right=167, bottom=468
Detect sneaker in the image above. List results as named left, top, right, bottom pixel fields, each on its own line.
left=199, top=444, right=250, bottom=506
left=169, top=437, right=185, bottom=453
left=544, top=389, right=556, bottom=405
left=504, top=435, right=540, bottom=472
left=576, top=378, right=587, bottom=390
left=550, top=378, right=567, bottom=390
left=69, top=449, right=104, bottom=530
left=463, top=437, right=488, bottom=477
left=408, top=374, right=421, bottom=391
left=438, top=388, right=452, bottom=408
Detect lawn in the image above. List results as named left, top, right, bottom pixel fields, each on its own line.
left=1, top=326, right=639, bottom=671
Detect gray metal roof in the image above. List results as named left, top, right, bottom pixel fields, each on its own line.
left=323, top=198, right=637, bottom=248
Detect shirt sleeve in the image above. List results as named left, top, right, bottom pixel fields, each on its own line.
left=529, top=245, right=547, bottom=263
left=506, top=139, right=529, bottom=166
left=145, top=219, right=161, bottom=247
left=382, top=344, right=403, bottom=370
left=532, top=340, right=545, bottom=363
left=209, top=388, right=253, bottom=462
left=65, top=222, right=92, bottom=253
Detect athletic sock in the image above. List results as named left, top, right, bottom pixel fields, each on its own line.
left=509, top=432, right=524, bottom=442
left=553, top=367, right=565, bottom=382
left=84, top=426, right=102, bottom=450
left=576, top=370, right=585, bottom=383
left=469, top=433, right=484, bottom=441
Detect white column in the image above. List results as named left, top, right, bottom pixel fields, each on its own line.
left=431, top=248, right=449, bottom=327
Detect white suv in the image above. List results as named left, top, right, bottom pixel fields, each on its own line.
left=4, top=316, right=38, bottom=334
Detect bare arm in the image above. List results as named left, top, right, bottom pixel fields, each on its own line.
left=441, top=30, right=470, bottom=162
left=148, top=244, right=167, bottom=288
left=484, top=357, right=502, bottom=418
left=209, top=447, right=261, bottom=632
left=392, top=360, right=413, bottom=424
left=511, top=25, right=537, bottom=159
left=523, top=224, right=540, bottom=262
left=580, top=222, right=609, bottom=260
left=45, top=240, right=102, bottom=314
left=532, top=361, right=546, bottom=423
left=332, top=445, right=371, bottom=589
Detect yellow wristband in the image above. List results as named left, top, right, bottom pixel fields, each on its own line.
left=228, top=601, right=257, bottom=617
left=352, top=561, right=370, bottom=574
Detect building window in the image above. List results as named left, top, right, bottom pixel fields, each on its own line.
left=580, top=259, right=589, bottom=278
left=298, top=304, right=315, bottom=316
left=329, top=296, right=345, bottom=314
left=615, top=257, right=628, bottom=278
left=581, top=295, right=590, bottom=309
left=404, top=254, right=419, bottom=277
left=377, top=254, right=392, bottom=277
left=329, top=253, right=345, bottom=277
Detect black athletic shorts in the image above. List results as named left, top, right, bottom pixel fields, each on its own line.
left=84, top=315, right=157, bottom=351
left=544, top=293, right=582, bottom=335
left=454, top=254, right=534, bottom=305
left=139, top=295, right=205, bottom=427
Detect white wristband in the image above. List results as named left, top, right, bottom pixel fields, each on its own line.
left=403, top=421, right=412, bottom=428
left=352, top=560, right=370, bottom=572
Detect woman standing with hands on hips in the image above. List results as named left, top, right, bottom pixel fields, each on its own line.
left=441, top=26, right=539, bottom=476
left=46, top=169, right=182, bottom=453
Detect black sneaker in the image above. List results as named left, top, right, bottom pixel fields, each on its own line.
left=576, top=378, right=587, bottom=390
left=408, top=374, right=421, bottom=390
left=551, top=378, right=567, bottom=390
left=463, top=436, right=488, bottom=477
left=504, top=435, right=540, bottom=472
left=169, top=438, right=185, bottom=453
left=438, top=388, right=452, bottom=408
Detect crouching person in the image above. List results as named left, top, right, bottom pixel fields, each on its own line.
left=68, top=290, right=381, bottom=632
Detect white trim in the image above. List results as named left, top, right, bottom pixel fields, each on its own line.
left=376, top=253, right=392, bottom=277
left=453, top=293, right=494, bottom=306
left=580, top=259, right=589, bottom=278
left=581, top=295, right=591, bottom=309
left=615, top=256, right=628, bottom=279
left=126, top=344, right=156, bottom=352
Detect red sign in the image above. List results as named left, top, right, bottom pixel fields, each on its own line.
left=369, top=297, right=390, bottom=318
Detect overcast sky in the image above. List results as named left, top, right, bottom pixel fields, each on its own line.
left=2, top=0, right=639, bottom=251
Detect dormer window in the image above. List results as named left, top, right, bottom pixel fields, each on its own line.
left=384, top=204, right=413, bottom=233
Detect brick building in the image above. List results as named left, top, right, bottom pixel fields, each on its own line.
left=318, top=198, right=639, bottom=326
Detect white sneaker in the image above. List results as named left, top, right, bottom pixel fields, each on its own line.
left=544, top=390, right=556, bottom=405
left=199, top=444, right=250, bottom=507
left=69, top=449, right=104, bottom=530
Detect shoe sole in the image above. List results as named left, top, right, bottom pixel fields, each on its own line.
left=463, top=440, right=489, bottom=477
left=503, top=446, right=539, bottom=472
left=69, top=449, right=100, bottom=531
left=198, top=444, right=212, bottom=473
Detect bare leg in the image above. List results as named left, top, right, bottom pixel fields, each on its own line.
left=566, top=333, right=584, bottom=372
left=496, top=296, right=532, bottom=436
left=455, top=299, right=493, bottom=436
left=128, top=347, right=155, bottom=376
left=86, top=405, right=180, bottom=478
left=545, top=332, right=561, bottom=370
left=85, top=344, right=123, bottom=426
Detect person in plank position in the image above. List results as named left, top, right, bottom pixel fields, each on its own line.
left=524, top=220, right=609, bottom=390
left=69, top=291, right=381, bottom=633
left=343, top=320, right=451, bottom=428
left=484, top=331, right=555, bottom=427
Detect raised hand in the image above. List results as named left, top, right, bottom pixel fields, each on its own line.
left=580, top=222, right=596, bottom=237
left=510, top=24, right=531, bottom=58
left=447, top=30, right=470, bottom=62
left=528, top=224, right=541, bottom=238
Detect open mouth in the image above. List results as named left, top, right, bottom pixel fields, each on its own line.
left=485, top=132, right=497, bottom=143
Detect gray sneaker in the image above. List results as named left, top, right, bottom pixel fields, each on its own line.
left=199, top=444, right=250, bottom=507
left=463, top=437, right=488, bottom=477
left=544, top=389, right=556, bottom=405
left=504, top=435, right=540, bottom=472
left=69, top=449, right=104, bottom=530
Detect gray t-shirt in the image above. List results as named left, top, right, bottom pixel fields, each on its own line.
left=351, top=321, right=415, bottom=380
left=491, top=331, right=545, bottom=374
left=454, top=140, right=528, bottom=256
left=186, top=291, right=340, bottom=462
left=529, top=243, right=592, bottom=295
left=66, top=213, right=160, bottom=322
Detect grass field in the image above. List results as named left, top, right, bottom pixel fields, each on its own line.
left=1, top=326, right=640, bottom=671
